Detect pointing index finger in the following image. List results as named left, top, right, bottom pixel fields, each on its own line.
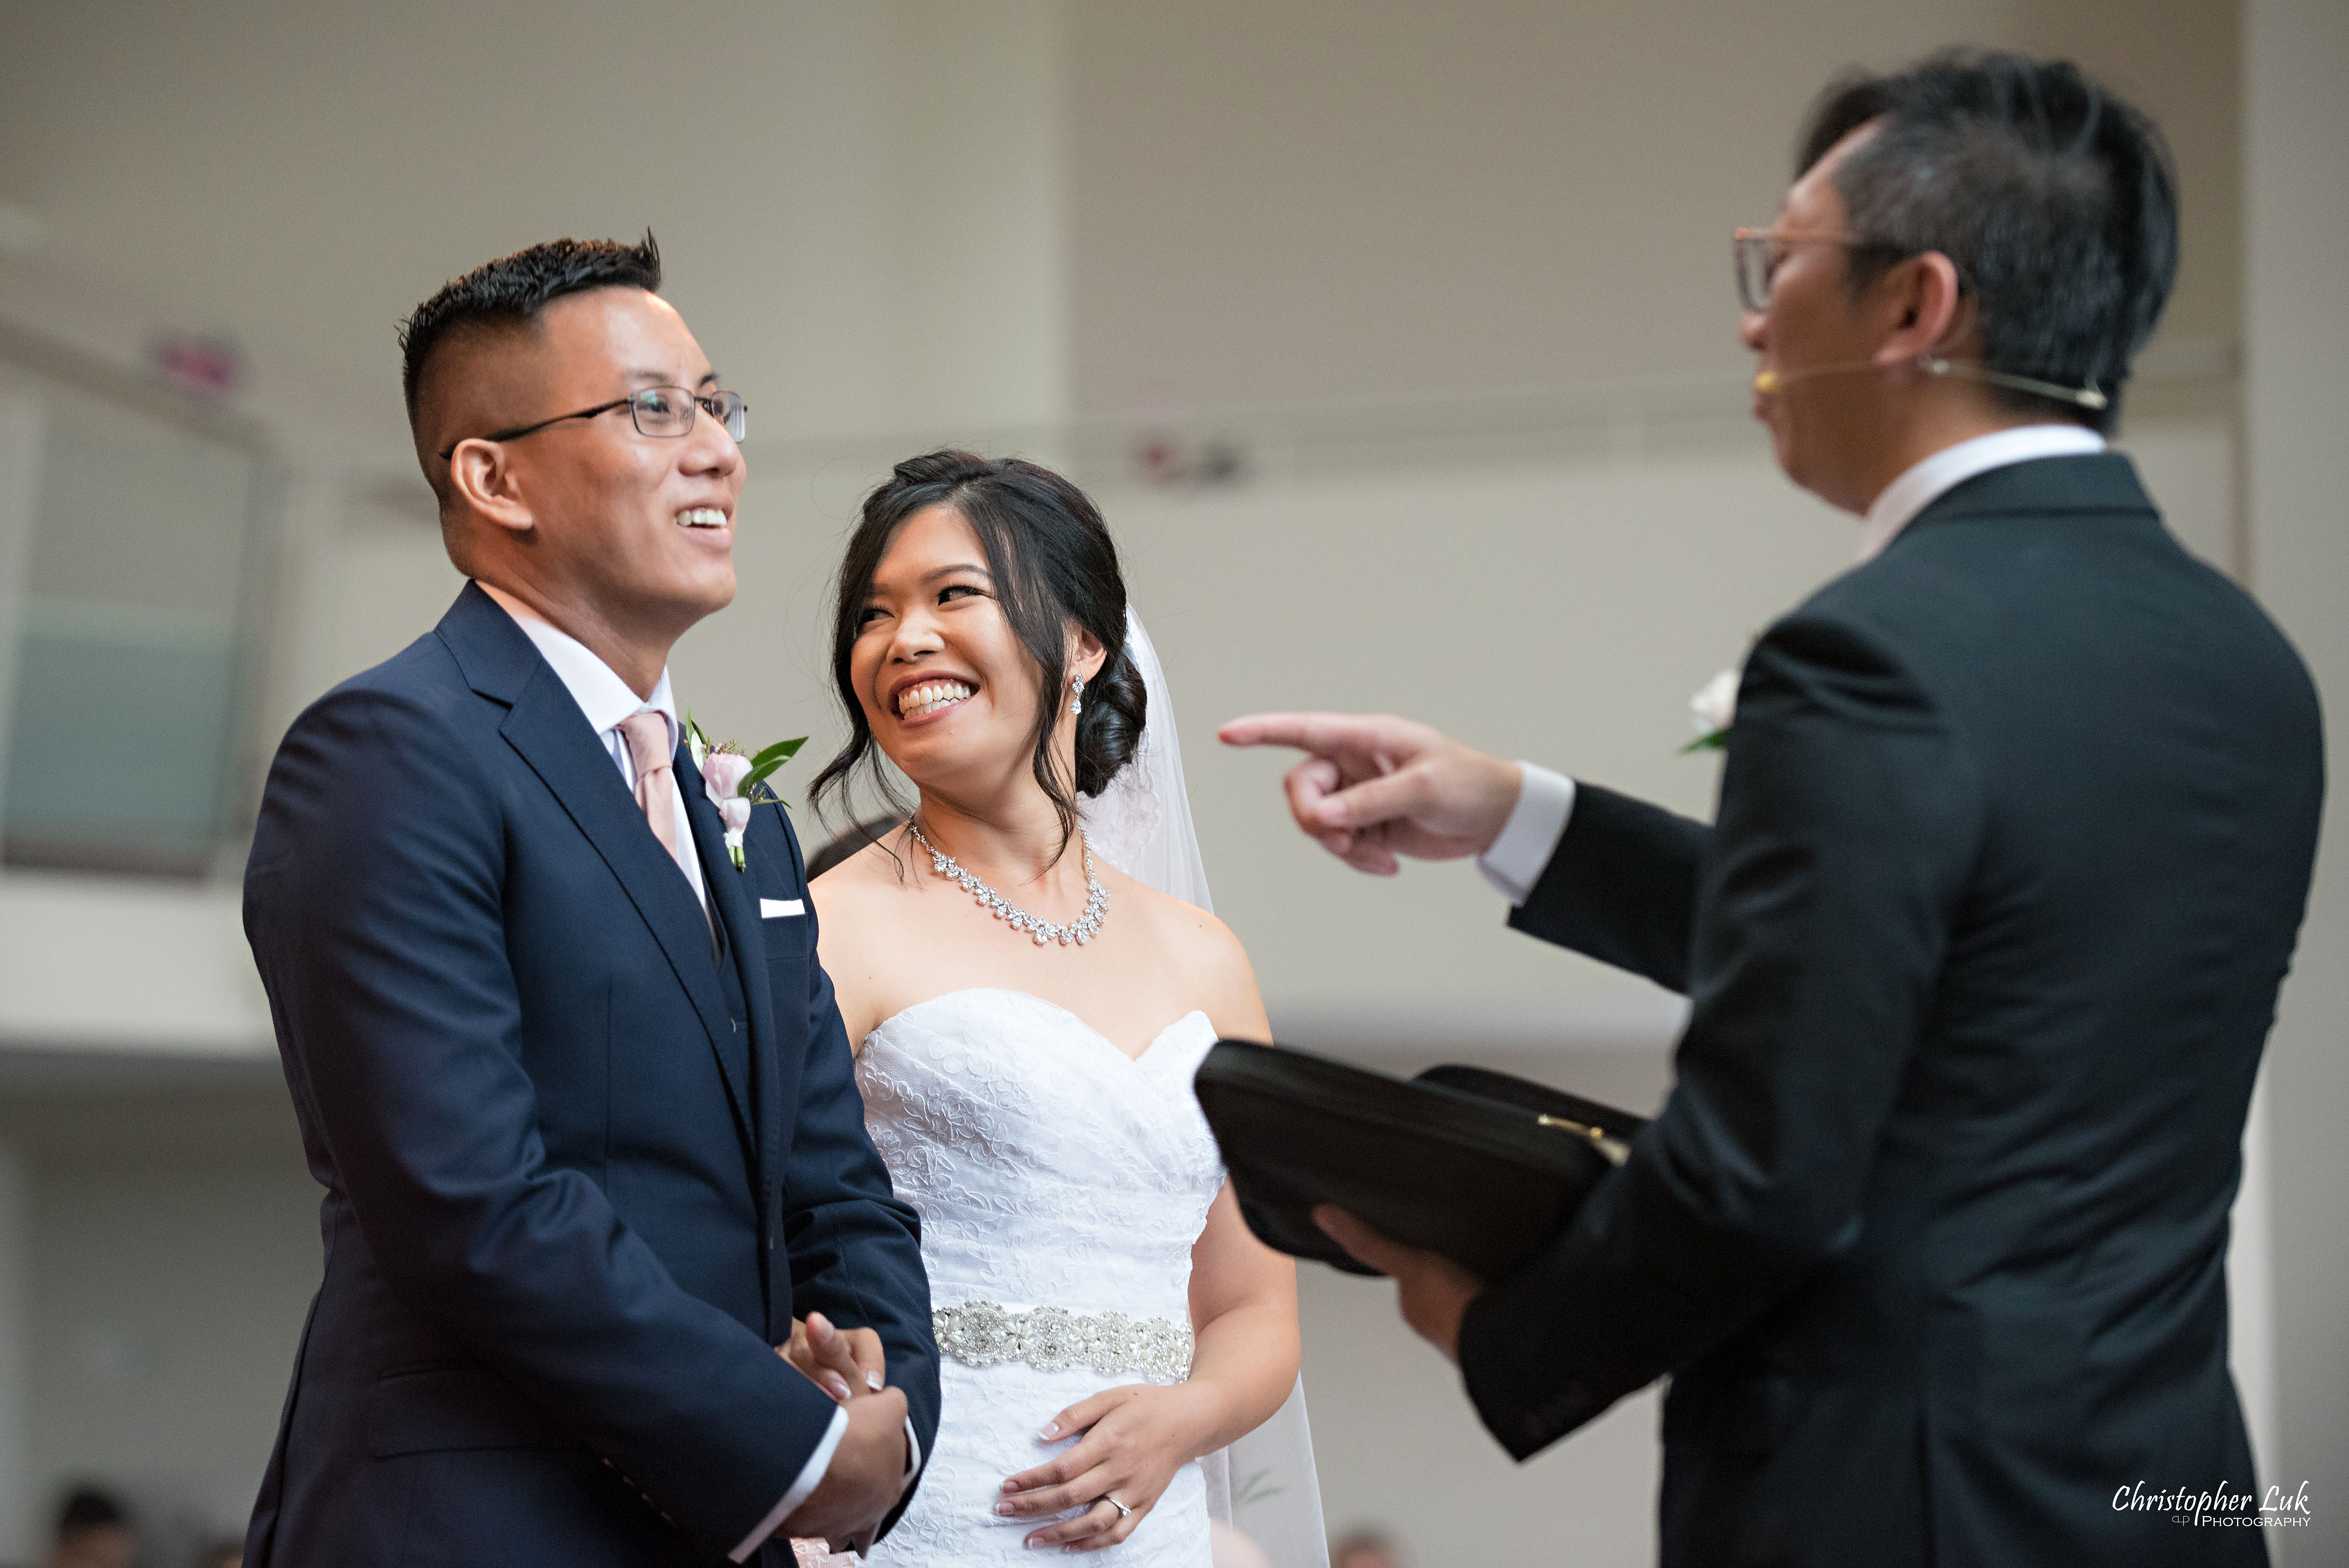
left=1220, top=711, right=1390, bottom=758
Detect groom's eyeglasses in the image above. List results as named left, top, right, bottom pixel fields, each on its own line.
left=437, top=385, right=749, bottom=460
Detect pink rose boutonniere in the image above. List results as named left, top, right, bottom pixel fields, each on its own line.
left=684, top=716, right=807, bottom=870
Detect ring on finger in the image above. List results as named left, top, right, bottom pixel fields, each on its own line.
left=1104, top=1495, right=1132, bottom=1521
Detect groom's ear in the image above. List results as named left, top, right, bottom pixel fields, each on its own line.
left=446, top=439, right=536, bottom=539
left=412, top=318, right=549, bottom=551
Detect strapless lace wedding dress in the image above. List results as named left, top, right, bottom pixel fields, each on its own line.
left=856, top=988, right=1226, bottom=1567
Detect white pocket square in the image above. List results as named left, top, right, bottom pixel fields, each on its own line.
left=759, top=898, right=805, bottom=919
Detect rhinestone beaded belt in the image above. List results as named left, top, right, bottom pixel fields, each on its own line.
left=932, top=1300, right=1193, bottom=1384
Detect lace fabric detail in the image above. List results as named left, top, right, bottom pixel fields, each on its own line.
left=858, top=990, right=1225, bottom=1566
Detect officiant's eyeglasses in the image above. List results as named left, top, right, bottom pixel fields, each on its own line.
left=1734, top=228, right=1913, bottom=312
left=437, top=385, right=748, bottom=461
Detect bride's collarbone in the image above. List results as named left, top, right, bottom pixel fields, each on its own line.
left=835, top=859, right=1213, bottom=1058
left=872, top=986, right=1204, bottom=1066
left=884, top=969, right=1194, bottom=1059
left=864, top=936, right=1201, bottom=1064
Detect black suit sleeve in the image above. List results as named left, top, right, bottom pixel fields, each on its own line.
left=245, top=689, right=839, bottom=1556
left=758, top=803, right=942, bottom=1537
left=1508, top=782, right=1712, bottom=993
left=1458, top=615, right=1984, bottom=1458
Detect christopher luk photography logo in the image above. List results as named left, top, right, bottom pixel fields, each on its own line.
left=2113, top=1479, right=2314, bottom=1530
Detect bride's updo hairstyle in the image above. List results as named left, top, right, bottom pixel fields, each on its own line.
left=810, top=449, right=1147, bottom=858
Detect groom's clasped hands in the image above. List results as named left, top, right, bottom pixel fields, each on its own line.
left=782, top=1309, right=888, bottom=1403
left=776, top=1313, right=911, bottom=1552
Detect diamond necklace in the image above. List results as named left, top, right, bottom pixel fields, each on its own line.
left=908, top=820, right=1110, bottom=948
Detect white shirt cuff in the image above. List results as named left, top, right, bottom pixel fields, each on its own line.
left=901, top=1415, right=923, bottom=1496
left=1475, top=763, right=1577, bottom=906
left=729, top=1404, right=850, bottom=1561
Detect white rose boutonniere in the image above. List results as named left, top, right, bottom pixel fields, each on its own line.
left=1683, top=668, right=1738, bottom=753
left=685, top=716, right=808, bottom=870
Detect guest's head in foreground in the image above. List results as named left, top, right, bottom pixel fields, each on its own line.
left=1330, top=1529, right=1403, bottom=1568
left=398, top=232, right=746, bottom=691
left=810, top=449, right=1143, bottom=860
left=1208, top=1519, right=1274, bottom=1568
left=43, top=1486, right=134, bottom=1568
left=1741, top=49, right=2177, bottom=512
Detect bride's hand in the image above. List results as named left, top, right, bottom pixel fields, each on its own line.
left=996, top=1383, right=1214, bottom=1552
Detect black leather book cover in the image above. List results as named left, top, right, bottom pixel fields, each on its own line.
left=1193, top=1041, right=1647, bottom=1278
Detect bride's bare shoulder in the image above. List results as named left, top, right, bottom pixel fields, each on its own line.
left=1107, top=869, right=1268, bottom=1037
left=808, top=832, right=918, bottom=926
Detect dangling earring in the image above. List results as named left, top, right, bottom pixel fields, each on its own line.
left=1069, top=675, right=1085, bottom=717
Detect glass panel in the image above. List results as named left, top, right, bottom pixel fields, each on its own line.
left=2, top=384, right=267, bottom=874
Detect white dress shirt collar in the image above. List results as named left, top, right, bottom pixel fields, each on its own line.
left=475, top=581, right=682, bottom=753
left=1856, top=424, right=2108, bottom=562
left=475, top=581, right=707, bottom=918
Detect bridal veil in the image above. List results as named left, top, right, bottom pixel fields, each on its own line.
left=1080, top=608, right=1331, bottom=1568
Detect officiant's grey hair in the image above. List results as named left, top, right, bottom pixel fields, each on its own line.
left=811, top=450, right=1146, bottom=861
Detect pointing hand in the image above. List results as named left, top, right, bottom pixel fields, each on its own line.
left=1219, top=712, right=1523, bottom=875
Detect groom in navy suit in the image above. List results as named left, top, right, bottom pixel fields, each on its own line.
left=242, top=236, right=937, bottom=1566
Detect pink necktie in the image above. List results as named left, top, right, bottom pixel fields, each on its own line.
left=619, top=711, right=694, bottom=885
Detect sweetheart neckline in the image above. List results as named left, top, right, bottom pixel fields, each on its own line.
left=863, top=987, right=1211, bottom=1065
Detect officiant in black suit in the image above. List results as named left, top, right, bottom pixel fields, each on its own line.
left=1225, top=51, right=2322, bottom=1567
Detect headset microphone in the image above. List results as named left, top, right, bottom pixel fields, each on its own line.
left=1753, top=357, right=2108, bottom=411
left=1916, top=357, right=2108, bottom=411
left=1751, top=361, right=1878, bottom=395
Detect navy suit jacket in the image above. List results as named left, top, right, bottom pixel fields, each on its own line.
left=1460, top=456, right=2322, bottom=1566
left=242, top=583, right=938, bottom=1567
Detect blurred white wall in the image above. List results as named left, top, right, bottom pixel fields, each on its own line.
left=2245, top=0, right=2349, bottom=1559
left=1063, top=0, right=2241, bottom=418
left=0, top=0, right=1072, bottom=448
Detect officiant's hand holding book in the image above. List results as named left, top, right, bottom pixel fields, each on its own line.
left=1310, top=1208, right=1491, bottom=1362
left=1192, top=1042, right=1643, bottom=1269
left=1193, top=1044, right=1644, bottom=1364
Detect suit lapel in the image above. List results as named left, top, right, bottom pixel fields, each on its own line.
left=680, top=754, right=784, bottom=1317
left=449, top=607, right=753, bottom=1148
left=680, top=752, right=775, bottom=1126
left=504, top=685, right=753, bottom=1129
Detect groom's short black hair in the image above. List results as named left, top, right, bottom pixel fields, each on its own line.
left=398, top=232, right=663, bottom=437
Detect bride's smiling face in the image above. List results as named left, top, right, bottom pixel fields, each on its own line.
left=851, top=503, right=1051, bottom=791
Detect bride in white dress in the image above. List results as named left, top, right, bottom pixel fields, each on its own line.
left=806, top=451, right=1322, bottom=1565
